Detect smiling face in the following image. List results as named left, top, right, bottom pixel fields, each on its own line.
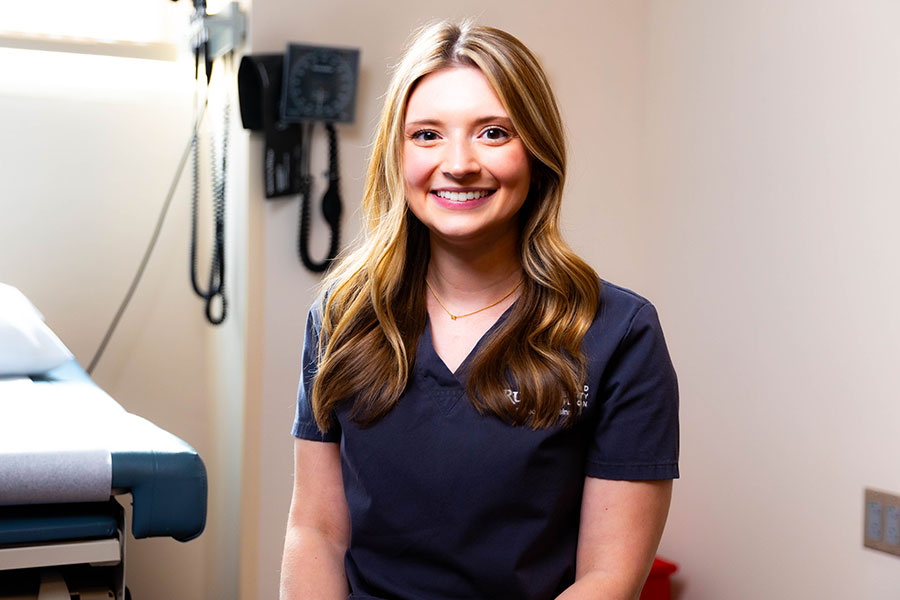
left=402, top=66, right=532, bottom=250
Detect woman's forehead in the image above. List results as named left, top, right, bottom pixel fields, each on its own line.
left=404, top=66, right=508, bottom=124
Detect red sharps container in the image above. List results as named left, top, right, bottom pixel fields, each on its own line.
left=639, top=557, right=678, bottom=600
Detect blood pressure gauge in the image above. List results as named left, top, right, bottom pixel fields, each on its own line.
left=281, top=44, right=360, bottom=123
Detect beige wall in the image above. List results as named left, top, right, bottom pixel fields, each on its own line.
left=0, top=39, right=245, bottom=599
left=245, top=0, right=900, bottom=598
left=643, top=1, right=900, bottom=597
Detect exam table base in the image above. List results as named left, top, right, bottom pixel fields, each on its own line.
left=0, top=501, right=125, bottom=600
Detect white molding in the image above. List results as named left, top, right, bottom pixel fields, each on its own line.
left=0, top=30, right=177, bottom=61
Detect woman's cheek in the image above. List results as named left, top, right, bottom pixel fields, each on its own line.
left=402, top=146, right=435, bottom=193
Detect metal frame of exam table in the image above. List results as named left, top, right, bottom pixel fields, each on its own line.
left=0, top=360, right=208, bottom=599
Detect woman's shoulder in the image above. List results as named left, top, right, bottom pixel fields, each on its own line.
left=302, top=287, right=332, bottom=338
left=578, top=279, right=674, bottom=379
left=597, top=278, right=654, bottom=312
left=592, top=278, right=663, bottom=336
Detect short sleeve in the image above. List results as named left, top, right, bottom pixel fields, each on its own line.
left=291, top=301, right=342, bottom=443
left=586, top=302, right=679, bottom=480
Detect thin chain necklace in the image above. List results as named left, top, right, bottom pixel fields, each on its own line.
left=425, top=278, right=523, bottom=321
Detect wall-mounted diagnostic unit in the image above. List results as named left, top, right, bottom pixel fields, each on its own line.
left=238, top=43, right=360, bottom=273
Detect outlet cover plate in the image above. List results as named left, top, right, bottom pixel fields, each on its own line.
left=864, top=488, right=900, bottom=557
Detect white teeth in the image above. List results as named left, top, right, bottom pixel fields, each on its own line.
left=434, top=190, right=491, bottom=202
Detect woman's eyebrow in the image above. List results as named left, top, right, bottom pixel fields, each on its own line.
left=405, top=119, right=443, bottom=128
left=404, top=116, right=513, bottom=128
left=473, top=115, right=513, bottom=127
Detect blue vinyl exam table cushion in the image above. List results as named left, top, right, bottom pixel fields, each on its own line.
left=0, top=360, right=207, bottom=543
left=0, top=502, right=118, bottom=546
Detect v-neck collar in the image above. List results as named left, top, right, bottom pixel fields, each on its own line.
left=419, top=301, right=517, bottom=386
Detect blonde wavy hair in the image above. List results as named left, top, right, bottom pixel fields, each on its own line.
left=312, top=19, right=600, bottom=430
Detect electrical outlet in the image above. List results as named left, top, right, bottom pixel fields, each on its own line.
left=864, top=488, right=900, bottom=557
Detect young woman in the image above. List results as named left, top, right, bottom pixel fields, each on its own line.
left=281, top=20, right=679, bottom=600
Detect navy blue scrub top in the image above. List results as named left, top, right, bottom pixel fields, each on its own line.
left=292, top=281, right=679, bottom=600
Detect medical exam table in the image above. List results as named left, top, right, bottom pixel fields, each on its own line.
left=0, top=284, right=207, bottom=599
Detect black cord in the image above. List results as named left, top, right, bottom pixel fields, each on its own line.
left=297, top=121, right=342, bottom=272
left=189, top=107, right=227, bottom=320
left=89, top=6, right=230, bottom=373
left=205, top=101, right=229, bottom=324
left=87, top=102, right=208, bottom=376
left=189, top=51, right=228, bottom=325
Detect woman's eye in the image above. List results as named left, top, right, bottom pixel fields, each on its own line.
left=411, top=130, right=439, bottom=142
left=481, top=127, right=510, bottom=142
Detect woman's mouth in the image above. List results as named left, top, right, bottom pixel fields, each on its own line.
left=431, top=189, right=495, bottom=202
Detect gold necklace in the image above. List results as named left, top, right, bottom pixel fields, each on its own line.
left=425, top=278, right=523, bottom=321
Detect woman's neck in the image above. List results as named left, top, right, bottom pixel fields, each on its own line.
left=426, top=234, right=522, bottom=303
left=424, top=233, right=523, bottom=372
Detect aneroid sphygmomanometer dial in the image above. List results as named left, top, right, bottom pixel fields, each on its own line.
left=281, top=44, right=360, bottom=123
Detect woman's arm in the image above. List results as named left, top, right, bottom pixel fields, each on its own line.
left=280, top=438, right=351, bottom=600
left=556, top=477, right=673, bottom=600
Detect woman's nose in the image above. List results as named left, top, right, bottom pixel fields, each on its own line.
left=442, top=137, right=480, bottom=180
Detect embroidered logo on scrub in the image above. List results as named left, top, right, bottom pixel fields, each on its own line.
left=505, top=385, right=591, bottom=416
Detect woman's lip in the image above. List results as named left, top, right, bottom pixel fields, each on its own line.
left=430, top=189, right=495, bottom=209
left=431, top=189, right=496, bottom=201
